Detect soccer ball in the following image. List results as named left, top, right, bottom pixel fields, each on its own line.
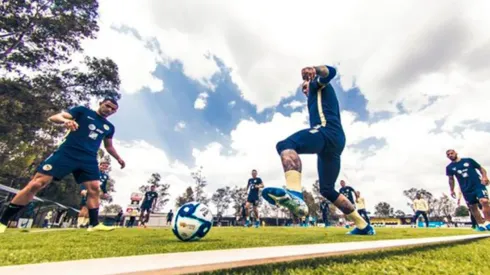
left=171, top=201, right=213, bottom=242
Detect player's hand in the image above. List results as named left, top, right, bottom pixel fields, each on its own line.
left=482, top=177, right=489, bottom=185
left=64, top=120, right=79, bottom=131
left=450, top=190, right=456, bottom=199
left=117, top=158, right=125, bottom=169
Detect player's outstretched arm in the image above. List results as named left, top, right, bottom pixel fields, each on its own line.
left=314, top=65, right=337, bottom=86
left=104, top=138, right=125, bottom=169
left=48, top=111, right=79, bottom=131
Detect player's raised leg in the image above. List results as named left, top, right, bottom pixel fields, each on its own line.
left=0, top=173, right=53, bottom=233
left=262, top=128, right=327, bottom=217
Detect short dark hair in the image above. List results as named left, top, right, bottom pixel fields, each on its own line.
left=252, top=169, right=257, bottom=172
left=102, top=97, right=119, bottom=107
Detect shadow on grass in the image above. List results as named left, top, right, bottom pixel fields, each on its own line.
left=203, top=238, right=484, bottom=274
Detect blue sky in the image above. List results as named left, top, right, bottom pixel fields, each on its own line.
left=110, top=55, right=385, bottom=167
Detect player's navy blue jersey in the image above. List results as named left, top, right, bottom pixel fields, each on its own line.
left=143, top=191, right=158, bottom=205
left=339, top=186, right=356, bottom=203
left=446, top=158, right=482, bottom=193
left=306, top=66, right=343, bottom=131
left=247, top=177, right=263, bottom=196
left=59, top=106, right=115, bottom=158
left=99, top=172, right=109, bottom=194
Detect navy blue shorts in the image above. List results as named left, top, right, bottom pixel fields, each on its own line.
left=277, top=126, right=345, bottom=199
left=463, top=185, right=489, bottom=205
left=247, top=194, right=259, bottom=206
left=141, top=203, right=152, bottom=211
left=36, top=149, right=99, bottom=184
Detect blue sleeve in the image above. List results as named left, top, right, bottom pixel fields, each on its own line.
left=106, top=125, right=115, bottom=139
left=258, top=178, right=263, bottom=184
left=469, top=158, right=481, bottom=169
left=446, top=165, right=453, bottom=176
left=68, top=106, right=86, bottom=120
left=316, top=65, right=337, bottom=86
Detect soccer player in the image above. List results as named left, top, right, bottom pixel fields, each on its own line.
left=262, top=65, right=375, bottom=235
left=166, top=210, right=174, bottom=225
left=139, top=185, right=158, bottom=228
left=77, top=188, right=89, bottom=228
left=411, top=194, right=429, bottom=228
left=446, top=149, right=490, bottom=230
left=0, top=98, right=125, bottom=233
left=245, top=169, right=264, bottom=228
left=319, top=198, right=330, bottom=227
left=339, top=180, right=357, bottom=205
left=355, top=191, right=370, bottom=224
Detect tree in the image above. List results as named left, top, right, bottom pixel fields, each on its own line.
left=1, top=0, right=101, bottom=72
left=302, top=189, right=319, bottom=218
left=432, top=194, right=455, bottom=219
left=312, top=180, right=323, bottom=202
left=138, top=173, right=170, bottom=212
left=211, top=187, right=232, bottom=216
left=403, top=188, right=437, bottom=215
left=175, top=187, right=194, bottom=208
left=191, top=167, right=209, bottom=205
left=455, top=205, right=470, bottom=217
left=230, top=186, right=247, bottom=216
left=374, top=202, right=394, bottom=217
left=394, top=210, right=406, bottom=217
left=102, top=204, right=122, bottom=215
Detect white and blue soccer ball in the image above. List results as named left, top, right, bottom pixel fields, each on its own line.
left=171, top=201, right=213, bottom=242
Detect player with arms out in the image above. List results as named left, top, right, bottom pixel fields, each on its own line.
left=139, top=185, right=158, bottom=228
left=245, top=169, right=264, bottom=228
left=446, top=149, right=490, bottom=231
left=262, top=65, right=375, bottom=235
left=0, top=98, right=125, bottom=233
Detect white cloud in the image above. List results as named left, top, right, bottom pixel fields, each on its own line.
left=194, top=92, right=209, bottom=110
left=174, top=121, right=186, bottom=131
left=283, top=100, right=305, bottom=110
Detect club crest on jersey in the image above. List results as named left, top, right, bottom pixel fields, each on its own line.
left=43, top=164, right=52, bottom=171
left=103, top=124, right=110, bottom=131
left=464, top=163, right=469, bottom=167
left=88, top=124, right=96, bottom=131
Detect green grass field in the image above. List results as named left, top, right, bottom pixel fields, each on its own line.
left=210, top=236, right=490, bottom=275
left=0, top=226, right=483, bottom=268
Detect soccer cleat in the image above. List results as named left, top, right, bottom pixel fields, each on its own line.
left=485, top=223, right=490, bottom=231
left=0, top=223, right=6, bottom=234
left=262, top=187, right=308, bottom=217
left=347, top=225, right=376, bottom=235
left=475, top=226, right=487, bottom=232
left=255, top=220, right=260, bottom=228
left=244, top=220, right=250, bottom=227
left=87, top=223, right=115, bottom=232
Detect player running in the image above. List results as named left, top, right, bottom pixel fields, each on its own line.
left=262, top=65, right=375, bottom=235
left=0, top=98, right=125, bottom=233
left=77, top=159, right=111, bottom=228
left=139, top=185, right=158, bottom=228
left=446, top=149, right=490, bottom=231
left=245, top=169, right=264, bottom=228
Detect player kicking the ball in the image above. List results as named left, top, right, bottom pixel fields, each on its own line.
left=262, top=65, right=375, bottom=235
left=0, top=98, right=125, bottom=233
left=446, top=149, right=490, bottom=231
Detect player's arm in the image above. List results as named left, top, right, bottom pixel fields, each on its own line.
left=103, top=138, right=125, bottom=168
left=258, top=178, right=264, bottom=189
left=470, top=158, right=488, bottom=183
left=48, top=107, right=83, bottom=130
left=152, top=195, right=158, bottom=211
left=314, top=65, right=337, bottom=86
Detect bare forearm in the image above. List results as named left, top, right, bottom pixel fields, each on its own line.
left=449, top=177, right=455, bottom=191
left=48, top=113, right=70, bottom=124
left=480, top=167, right=488, bottom=178
left=105, top=145, right=121, bottom=160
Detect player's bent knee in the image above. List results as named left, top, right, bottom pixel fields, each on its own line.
left=276, top=139, right=296, bottom=155
left=320, top=188, right=340, bottom=203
